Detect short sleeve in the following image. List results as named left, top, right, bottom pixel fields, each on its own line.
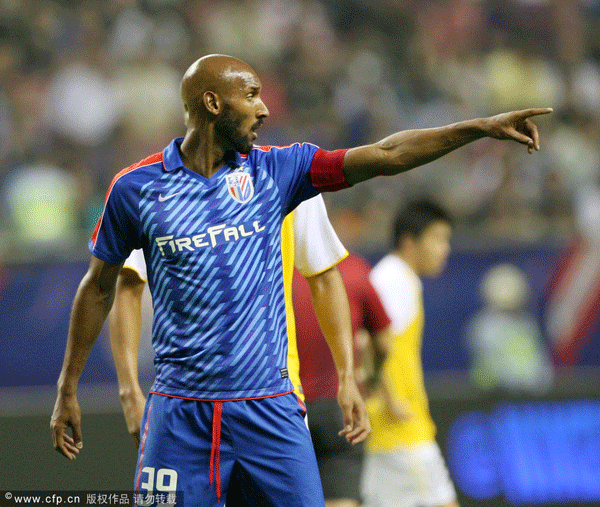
left=370, top=256, right=420, bottom=336
left=293, top=195, right=348, bottom=276
left=89, top=175, right=140, bottom=264
left=250, top=143, right=321, bottom=216
left=122, top=248, right=148, bottom=281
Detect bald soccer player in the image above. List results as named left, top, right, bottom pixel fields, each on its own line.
left=51, top=54, right=551, bottom=507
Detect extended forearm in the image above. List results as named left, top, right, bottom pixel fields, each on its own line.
left=345, top=119, right=485, bottom=184
left=307, top=267, right=355, bottom=379
left=343, top=108, right=553, bottom=185
left=109, top=274, right=144, bottom=399
left=378, top=119, right=484, bottom=174
left=58, top=273, right=117, bottom=394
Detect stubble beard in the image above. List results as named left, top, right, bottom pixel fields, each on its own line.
left=216, top=104, right=253, bottom=154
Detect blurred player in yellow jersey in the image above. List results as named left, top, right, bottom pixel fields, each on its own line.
left=362, top=200, right=458, bottom=507
left=109, top=194, right=365, bottom=504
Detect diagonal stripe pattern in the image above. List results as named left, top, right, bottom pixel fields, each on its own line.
left=91, top=139, right=321, bottom=400
left=139, top=164, right=290, bottom=399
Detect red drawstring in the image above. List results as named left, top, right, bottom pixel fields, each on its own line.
left=209, top=401, right=223, bottom=502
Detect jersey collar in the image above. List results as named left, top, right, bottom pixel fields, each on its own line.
left=162, top=138, right=244, bottom=173
left=162, top=137, right=185, bottom=172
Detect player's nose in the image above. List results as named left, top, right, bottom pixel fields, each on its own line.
left=257, top=99, right=269, bottom=119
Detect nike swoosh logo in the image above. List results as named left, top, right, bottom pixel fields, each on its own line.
left=158, top=191, right=183, bottom=202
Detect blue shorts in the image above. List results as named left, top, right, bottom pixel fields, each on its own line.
left=134, top=391, right=325, bottom=507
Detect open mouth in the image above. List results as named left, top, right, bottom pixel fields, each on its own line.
left=250, top=119, right=263, bottom=141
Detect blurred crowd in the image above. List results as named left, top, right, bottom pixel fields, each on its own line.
left=1, top=0, right=600, bottom=259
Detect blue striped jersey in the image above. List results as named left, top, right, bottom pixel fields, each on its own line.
left=90, top=137, right=322, bottom=400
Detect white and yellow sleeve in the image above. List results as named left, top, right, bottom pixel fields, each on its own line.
left=122, top=248, right=148, bottom=282
left=370, top=255, right=420, bottom=336
left=293, top=194, right=348, bottom=276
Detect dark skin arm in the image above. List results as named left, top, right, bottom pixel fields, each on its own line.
left=108, top=268, right=146, bottom=447
left=306, top=266, right=371, bottom=445
left=342, top=108, right=553, bottom=184
left=50, top=256, right=123, bottom=459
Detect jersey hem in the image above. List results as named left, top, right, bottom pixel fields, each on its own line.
left=121, top=264, right=148, bottom=282
left=88, top=243, right=126, bottom=266
left=149, top=389, right=295, bottom=402
left=298, top=249, right=349, bottom=278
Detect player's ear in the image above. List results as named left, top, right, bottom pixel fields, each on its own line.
left=183, top=103, right=190, bottom=127
left=397, top=232, right=414, bottom=251
left=203, top=91, right=222, bottom=116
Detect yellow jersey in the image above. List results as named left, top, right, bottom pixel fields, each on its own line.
left=366, top=254, right=436, bottom=450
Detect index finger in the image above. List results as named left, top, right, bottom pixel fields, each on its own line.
left=517, top=107, right=553, bottom=118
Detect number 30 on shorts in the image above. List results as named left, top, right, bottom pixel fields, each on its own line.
left=140, top=467, right=178, bottom=494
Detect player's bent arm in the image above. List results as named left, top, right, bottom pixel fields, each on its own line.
left=306, top=266, right=371, bottom=445
left=109, top=268, right=146, bottom=446
left=372, top=326, right=392, bottom=356
left=375, top=346, right=413, bottom=421
left=342, top=108, right=553, bottom=184
left=51, top=255, right=123, bottom=459
left=368, top=326, right=392, bottom=382
left=379, top=370, right=413, bottom=421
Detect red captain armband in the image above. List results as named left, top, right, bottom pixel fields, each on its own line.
left=310, top=148, right=351, bottom=191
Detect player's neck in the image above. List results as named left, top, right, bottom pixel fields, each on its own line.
left=394, top=249, right=420, bottom=276
left=180, top=126, right=228, bottom=178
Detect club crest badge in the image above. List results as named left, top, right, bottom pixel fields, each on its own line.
left=225, top=171, right=254, bottom=204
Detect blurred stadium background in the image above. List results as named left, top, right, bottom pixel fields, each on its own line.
left=1, top=0, right=600, bottom=505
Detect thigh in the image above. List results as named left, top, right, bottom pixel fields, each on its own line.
left=361, top=451, right=420, bottom=507
left=228, top=393, right=325, bottom=507
left=409, top=442, right=457, bottom=507
left=135, top=393, right=235, bottom=507
left=306, top=399, right=364, bottom=501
